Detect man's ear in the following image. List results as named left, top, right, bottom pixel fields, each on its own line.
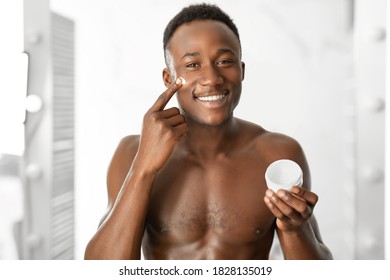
left=162, top=68, right=173, bottom=88
left=241, top=61, right=245, bottom=81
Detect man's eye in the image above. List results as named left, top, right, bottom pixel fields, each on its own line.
left=217, top=59, right=233, bottom=65
left=186, top=63, right=199, bottom=68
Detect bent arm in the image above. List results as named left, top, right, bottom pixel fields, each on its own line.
left=84, top=79, right=186, bottom=259
left=263, top=134, right=333, bottom=259
left=84, top=136, right=156, bottom=259
left=275, top=150, right=332, bottom=259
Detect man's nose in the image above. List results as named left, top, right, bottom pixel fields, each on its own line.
left=199, top=65, right=224, bottom=86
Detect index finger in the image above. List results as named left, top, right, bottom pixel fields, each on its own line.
left=149, top=77, right=184, bottom=112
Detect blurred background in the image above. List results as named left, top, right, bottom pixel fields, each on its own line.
left=0, top=0, right=388, bottom=260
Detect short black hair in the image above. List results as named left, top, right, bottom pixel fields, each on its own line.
left=163, top=3, right=241, bottom=57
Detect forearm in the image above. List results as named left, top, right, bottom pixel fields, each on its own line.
left=277, top=220, right=332, bottom=260
left=84, top=166, right=156, bottom=260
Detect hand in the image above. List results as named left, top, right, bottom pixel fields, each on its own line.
left=135, top=77, right=188, bottom=174
left=264, top=186, right=318, bottom=232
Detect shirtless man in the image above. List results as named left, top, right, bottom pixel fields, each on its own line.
left=84, top=3, right=332, bottom=260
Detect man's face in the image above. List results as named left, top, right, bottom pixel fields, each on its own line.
left=164, top=20, right=245, bottom=127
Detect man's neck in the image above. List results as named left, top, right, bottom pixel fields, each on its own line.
left=179, top=117, right=238, bottom=160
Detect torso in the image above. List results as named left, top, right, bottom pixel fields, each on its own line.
left=141, top=119, right=284, bottom=259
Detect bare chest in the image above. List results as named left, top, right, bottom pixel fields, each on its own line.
left=145, top=156, right=275, bottom=247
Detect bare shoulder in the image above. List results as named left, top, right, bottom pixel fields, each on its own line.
left=237, top=118, right=310, bottom=186
left=259, top=129, right=311, bottom=190
left=259, top=130, right=304, bottom=160
left=237, top=118, right=303, bottom=158
left=113, top=135, right=140, bottom=159
left=106, top=135, right=140, bottom=203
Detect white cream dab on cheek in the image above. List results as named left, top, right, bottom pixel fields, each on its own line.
left=180, top=77, right=186, bottom=85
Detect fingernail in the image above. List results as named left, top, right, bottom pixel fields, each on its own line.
left=278, top=189, right=289, bottom=200
left=264, top=197, right=274, bottom=208
left=266, top=189, right=273, bottom=198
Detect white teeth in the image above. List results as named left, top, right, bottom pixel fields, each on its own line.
left=197, top=94, right=226, bottom=102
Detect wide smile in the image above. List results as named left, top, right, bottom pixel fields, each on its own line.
left=194, top=90, right=229, bottom=103
left=196, top=93, right=226, bottom=102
